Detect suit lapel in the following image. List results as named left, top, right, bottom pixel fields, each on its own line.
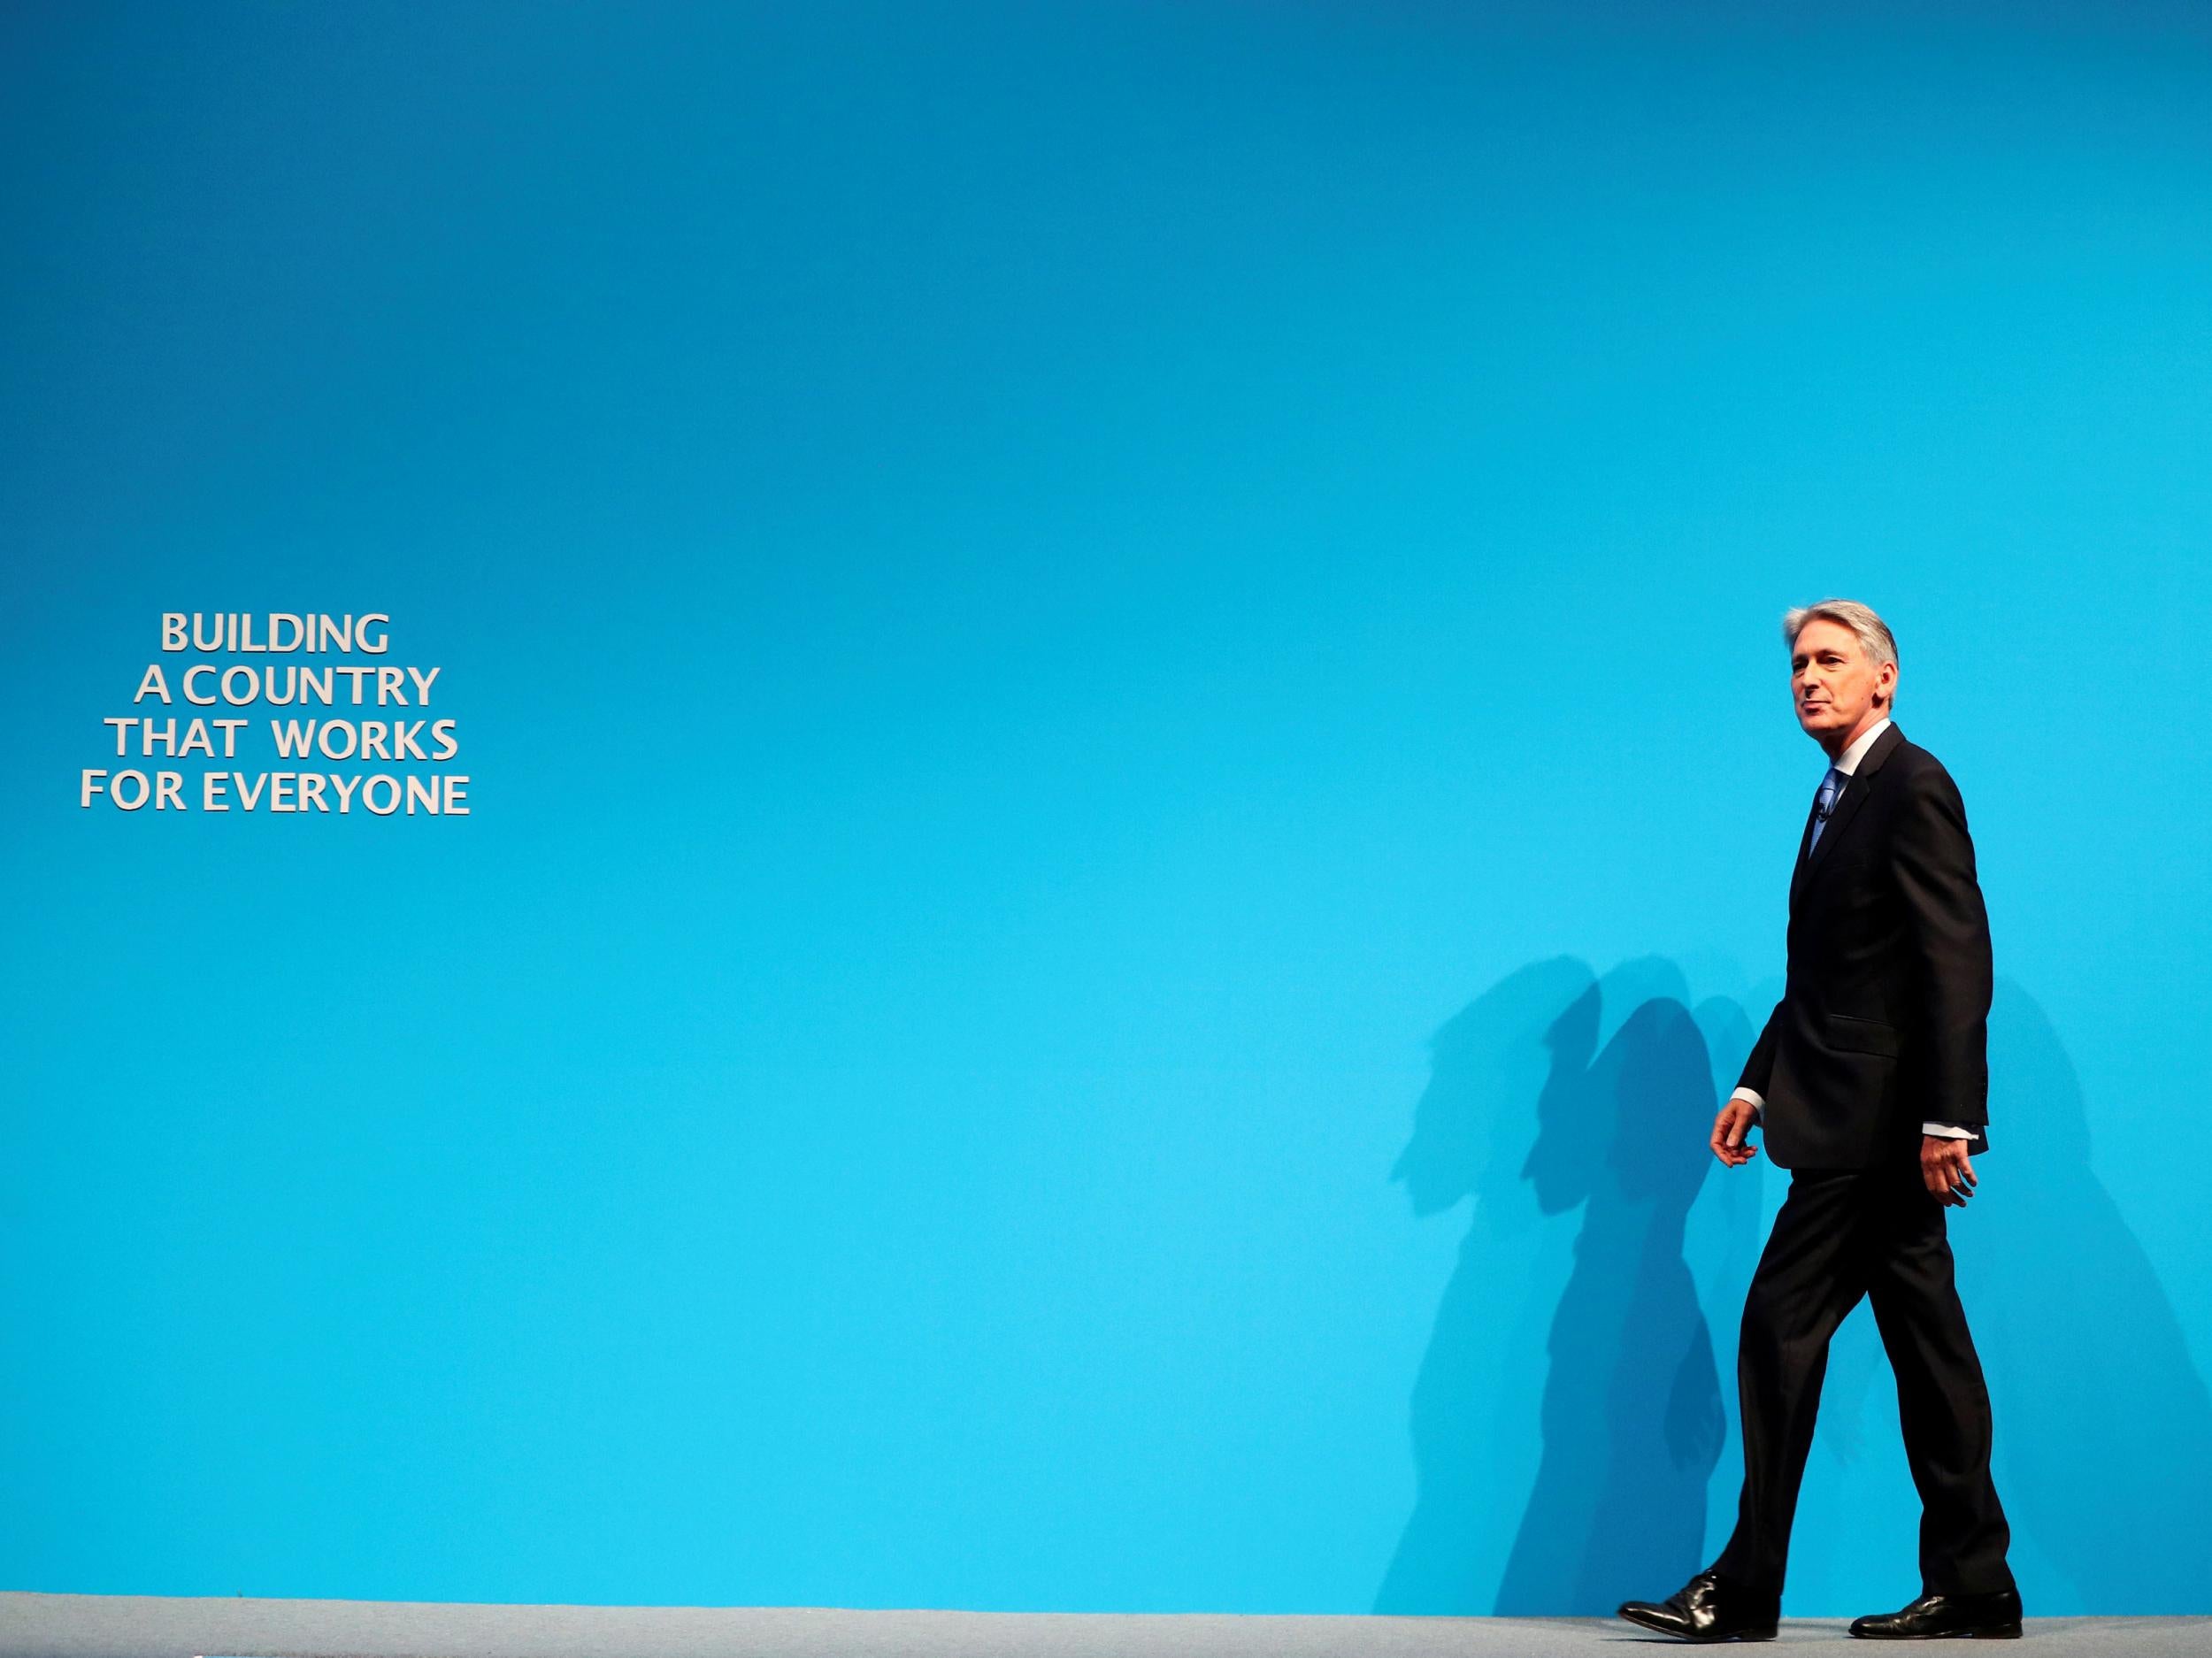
left=1786, top=789, right=1824, bottom=907
left=1799, top=721, right=1906, bottom=890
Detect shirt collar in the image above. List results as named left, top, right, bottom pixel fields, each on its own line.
left=1832, top=716, right=1893, bottom=777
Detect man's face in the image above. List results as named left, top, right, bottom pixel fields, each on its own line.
left=1791, top=618, right=1894, bottom=746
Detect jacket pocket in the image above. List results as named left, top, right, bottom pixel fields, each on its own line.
left=1824, top=1011, right=1901, bottom=1058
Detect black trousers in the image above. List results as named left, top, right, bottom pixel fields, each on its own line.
left=1713, top=1163, right=2015, bottom=1598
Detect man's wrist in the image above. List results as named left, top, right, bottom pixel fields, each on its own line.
left=1729, top=1086, right=1764, bottom=1117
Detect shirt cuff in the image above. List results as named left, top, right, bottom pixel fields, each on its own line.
left=1921, top=1122, right=1976, bottom=1140
left=1729, top=1086, right=1764, bottom=1115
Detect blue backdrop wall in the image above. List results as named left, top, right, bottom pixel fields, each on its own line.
left=4, top=0, right=2208, bottom=1618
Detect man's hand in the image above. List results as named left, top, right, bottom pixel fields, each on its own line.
left=1922, top=1135, right=1978, bottom=1208
left=1710, top=1098, right=1760, bottom=1168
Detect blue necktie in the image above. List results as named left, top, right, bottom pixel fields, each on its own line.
left=1808, top=766, right=1844, bottom=852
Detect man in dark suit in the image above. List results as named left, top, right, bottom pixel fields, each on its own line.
left=1618, top=601, right=2021, bottom=1642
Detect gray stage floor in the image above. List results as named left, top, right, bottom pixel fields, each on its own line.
left=3, top=1594, right=2206, bottom=1658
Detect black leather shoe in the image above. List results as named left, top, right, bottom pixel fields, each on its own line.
left=1848, top=1588, right=2023, bottom=1639
left=1617, top=1570, right=1779, bottom=1641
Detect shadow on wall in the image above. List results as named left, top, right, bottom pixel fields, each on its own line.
left=1811, top=979, right=2212, bottom=1614
left=1685, top=992, right=1763, bottom=1563
left=1379, top=963, right=2212, bottom=1616
left=1375, top=956, right=1740, bottom=1616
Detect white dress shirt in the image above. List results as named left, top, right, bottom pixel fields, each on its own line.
left=1727, top=717, right=1974, bottom=1141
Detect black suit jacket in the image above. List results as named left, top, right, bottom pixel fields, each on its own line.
left=1737, top=722, right=1993, bottom=1170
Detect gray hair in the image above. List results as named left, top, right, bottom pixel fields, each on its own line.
left=1783, top=598, right=1898, bottom=679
